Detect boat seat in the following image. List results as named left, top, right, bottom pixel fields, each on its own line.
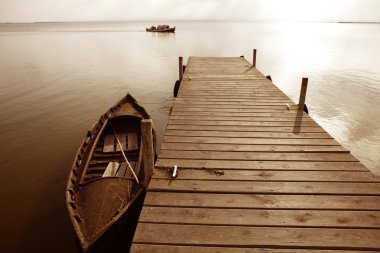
left=102, top=162, right=120, bottom=177
left=127, top=133, right=138, bottom=151
left=103, top=134, right=114, bottom=152
left=115, top=133, right=127, bottom=151
left=124, top=161, right=137, bottom=179
left=116, top=162, right=128, bottom=177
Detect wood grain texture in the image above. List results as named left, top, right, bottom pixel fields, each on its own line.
left=153, top=169, right=377, bottom=182
left=139, top=206, right=380, bottom=228
left=166, top=124, right=327, bottom=133
left=149, top=179, right=380, bottom=195
left=131, top=244, right=378, bottom=253
left=130, top=56, right=380, bottom=251
left=163, top=136, right=340, bottom=145
left=144, top=192, right=380, bottom=210
left=155, top=159, right=368, bottom=171
left=133, top=223, right=380, bottom=249
left=160, top=142, right=348, bottom=153
left=158, top=150, right=358, bottom=161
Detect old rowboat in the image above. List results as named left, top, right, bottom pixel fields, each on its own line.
left=65, top=93, right=155, bottom=252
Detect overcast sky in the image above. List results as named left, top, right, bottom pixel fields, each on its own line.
left=1, top=0, right=380, bottom=23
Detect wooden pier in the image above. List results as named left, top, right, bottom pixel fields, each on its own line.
left=130, top=55, right=380, bottom=252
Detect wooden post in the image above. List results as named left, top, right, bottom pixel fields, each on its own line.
left=141, top=119, right=154, bottom=187
left=253, top=49, right=257, bottom=67
left=179, top=56, right=183, bottom=81
left=298, top=77, right=308, bottom=111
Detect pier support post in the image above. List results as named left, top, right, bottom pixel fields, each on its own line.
left=141, top=119, right=154, bottom=187
left=179, top=56, right=183, bottom=81
left=253, top=49, right=257, bottom=67
left=298, top=77, right=308, bottom=111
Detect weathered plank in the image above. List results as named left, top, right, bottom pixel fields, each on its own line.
left=155, top=159, right=368, bottom=171
left=166, top=124, right=327, bottom=133
left=102, top=162, right=119, bottom=177
left=169, top=120, right=319, bottom=127
left=149, top=179, right=380, bottom=195
left=133, top=223, right=380, bottom=249
left=164, top=136, right=340, bottom=145
left=171, top=107, right=304, bottom=115
left=127, top=133, right=138, bottom=151
left=115, top=133, right=127, bottom=151
left=165, top=130, right=333, bottom=139
left=153, top=169, right=377, bottom=182
left=139, top=206, right=380, bottom=228
left=172, top=105, right=297, bottom=112
left=103, top=134, right=114, bottom=152
left=170, top=115, right=314, bottom=122
left=116, top=162, right=127, bottom=177
left=158, top=150, right=357, bottom=162
left=161, top=142, right=348, bottom=153
left=144, top=192, right=380, bottom=210
left=131, top=244, right=377, bottom=253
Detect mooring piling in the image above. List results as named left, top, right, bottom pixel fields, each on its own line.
left=298, top=77, right=308, bottom=111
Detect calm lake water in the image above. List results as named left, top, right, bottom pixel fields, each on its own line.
left=1, top=21, right=380, bottom=252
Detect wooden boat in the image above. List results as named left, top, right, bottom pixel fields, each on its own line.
left=65, top=93, right=155, bottom=252
left=146, top=25, right=175, bottom=33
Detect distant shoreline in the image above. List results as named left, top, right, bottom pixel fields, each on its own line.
left=1, top=20, right=380, bottom=25
left=338, top=21, right=380, bottom=24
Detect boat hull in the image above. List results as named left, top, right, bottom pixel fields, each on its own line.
left=83, top=188, right=146, bottom=253
left=65, top=93, right=153, bottom=252
left=146, top=27, right=175, bottom=32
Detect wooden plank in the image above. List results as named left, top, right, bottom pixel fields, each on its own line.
left=115, top=133, right=127, bottom=151
left=124, top=161, right=136, bottom=179
left=175, top=100, right=296, bottom=106
left=156, top=159, right=368, bottom=171
left=149, top=179, right=380, bottom=195
left=153, top=169, right=377, bottom=182
left=178, top=94, right=291, bottom=99
left=131, top=244, right=376, bottom=253
left=161, top=142, right=348, bottom=153
left=102, top=162, right=119, bottom=177
left=178, top=93, right=287, bottom=98
left=170, top=115, right=314, bottom=122
left=116, top=162, right=127, bottom=177
left=144, top=192, right=380, bottom=210
left=179, top=88, right=283, bottom=92
left=133, top=223, right=380, bottom=249
left=139, top=206, right=380, bottom=228
left=103, top=134, right=114, bottom=152
left=171, top=111, right=305, bottom=117
left=176, top=98, right=293, bottom=103
left=167, top=124, right=327, bottom=133
left=158, top=150, right=357, bottom=162
left=172, top=104, right=297, bottom=111
left=165, top=130, right=332, bottom=139
left=169, top=120, right=319, bottom=127
left=127, top=132, right=139, bottom=151
left=164, top=136, right=340, bottom=146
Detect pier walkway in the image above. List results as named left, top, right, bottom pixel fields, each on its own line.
left=131, top=56, right=380, bottom=252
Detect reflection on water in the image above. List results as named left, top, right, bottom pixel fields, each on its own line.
left=0, top=21, right=379, bottom=252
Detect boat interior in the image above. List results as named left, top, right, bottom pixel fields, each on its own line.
left=75, top=115, right=144, bottom=242
left=83, top=115, right=142, bottom=183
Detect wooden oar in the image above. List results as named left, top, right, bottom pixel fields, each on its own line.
left=113, top=129, right=139, bottom=184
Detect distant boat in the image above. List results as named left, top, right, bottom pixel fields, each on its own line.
left=146, top=25, right=175, bottom=32
left=66, top=93, right=155, bottom=252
